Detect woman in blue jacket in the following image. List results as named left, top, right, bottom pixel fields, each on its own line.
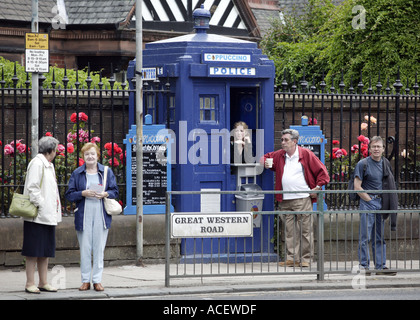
left=65, top=142, right=119, bottom=291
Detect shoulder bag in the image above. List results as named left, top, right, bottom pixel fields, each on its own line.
left=9, top=165, right=44, bottom=218
left=103, top=166, right=122, bottom=215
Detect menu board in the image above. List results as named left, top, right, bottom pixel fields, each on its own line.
left=131, top=144, right=167, bottom=205
left=300, top=144, right=321, bottom=160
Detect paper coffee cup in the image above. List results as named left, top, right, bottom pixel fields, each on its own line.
left=266, top=158, right=273, bottom=168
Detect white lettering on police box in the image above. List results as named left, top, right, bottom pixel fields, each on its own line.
left=142, top=68, right=157, bottom=81
left=209, top=67, right=256, bottom=76
left=204, top=53, right=251, bottom=63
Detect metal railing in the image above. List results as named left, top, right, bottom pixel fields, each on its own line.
left=0, top=67, right=172, bottom=218
left=164, top=189, right=420, bottom=287
left=275, top=72, right=420, bottom=211
left=1, top=69, right=419, bottom=218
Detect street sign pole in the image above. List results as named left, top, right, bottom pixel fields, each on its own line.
left=135, top=0, right=144, bottom=266
left=31, top=0, right=39, bottom=158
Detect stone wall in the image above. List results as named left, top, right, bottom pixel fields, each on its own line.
left=1, top=212, right=418, bottom=268
left=0, top=214, right=180, bottom=268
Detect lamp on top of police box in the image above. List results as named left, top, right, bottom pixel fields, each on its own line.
left=193, top=4, right=211, bottom=33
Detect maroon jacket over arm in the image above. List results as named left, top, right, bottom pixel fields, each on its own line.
left=262, top=146, right=330, bottom=203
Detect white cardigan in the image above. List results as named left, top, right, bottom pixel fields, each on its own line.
left=23, top=154, right=62, bottom=226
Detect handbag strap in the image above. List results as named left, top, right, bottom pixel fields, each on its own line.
left=103, top=166, right=108, bottom=192
left=16, top=160, right=44, bottom=193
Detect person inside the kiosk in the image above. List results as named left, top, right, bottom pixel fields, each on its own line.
left=262, top=129, right=329, bottom=267
left=230, top=121, right=253, bottom=164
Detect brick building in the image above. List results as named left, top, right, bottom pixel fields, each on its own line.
left=0, top=0, right=280, bottom=78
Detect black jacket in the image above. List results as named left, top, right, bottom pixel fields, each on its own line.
left=381, top=157, right=398, bottom=230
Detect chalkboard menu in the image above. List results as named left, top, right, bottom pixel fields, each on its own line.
left=300, top=144, right=321, bottom=160
left=123, top=121, right=173, bottom=215
left=131, top=144, right=167, bottom=206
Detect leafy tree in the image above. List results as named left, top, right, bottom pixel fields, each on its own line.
left=319, top=0, right=420, bottom=88
left=261, top=0, right=420, bottom=91
left=260, top=0, right=335, bottom=86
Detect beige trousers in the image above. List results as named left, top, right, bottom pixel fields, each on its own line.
left=279, top=197, right=314, bottom=263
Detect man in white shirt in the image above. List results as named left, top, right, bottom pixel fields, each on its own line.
left=263, top=129, right=330, bottom=267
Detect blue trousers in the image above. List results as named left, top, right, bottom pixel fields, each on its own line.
left=76, top=204, right=109, bottom=284
left=358, top=198, right=386, bottom=270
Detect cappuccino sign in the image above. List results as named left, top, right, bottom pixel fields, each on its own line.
left=204, top=53, right=251, bottom=63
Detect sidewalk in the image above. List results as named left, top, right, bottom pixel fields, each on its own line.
left=1, top=263, right=420, bottom=300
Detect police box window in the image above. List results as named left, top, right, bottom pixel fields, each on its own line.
left=199, top=95, right=217, bottom=122
left=145, top=93, right=156, bottom=123
left=169, top=94, right=175, bottom=124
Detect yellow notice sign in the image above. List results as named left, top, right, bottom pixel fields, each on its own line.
left=25, top=33, right=49, bottom=50
left=25, top=33, right=49, bottom=72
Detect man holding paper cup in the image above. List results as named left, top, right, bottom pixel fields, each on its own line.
left=262, top=129, right=329, bottom=267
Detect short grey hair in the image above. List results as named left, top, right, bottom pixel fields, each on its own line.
left=38, top=136, right=59, bottom=155
left=281, top=129, right=299, bottom=141
left=369, top=136, right=384, bottom=147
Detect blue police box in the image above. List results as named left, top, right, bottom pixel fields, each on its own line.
left=127, top=6, right=276, bottom=258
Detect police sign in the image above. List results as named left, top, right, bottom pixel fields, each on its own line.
left=209, top=67, right=256, bottom=77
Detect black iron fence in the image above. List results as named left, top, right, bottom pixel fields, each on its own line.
left=0, top=67, right=171, bottom=218
left=274, top=72, right=420, bottom=210
left=1, top=69, right=419, bottom=217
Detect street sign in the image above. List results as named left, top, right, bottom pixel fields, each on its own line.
left=25, top=33, right=49, bottom=73
left=171, top=212, right=253, bottom=238
left=141, top=67, right=157, bottom=81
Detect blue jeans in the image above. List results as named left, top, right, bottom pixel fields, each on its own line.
left=358, top=198, right=386, bottom=270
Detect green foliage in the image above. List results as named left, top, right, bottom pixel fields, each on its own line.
left=261, top=0, right=420, bottom=89
left=261, top=0, right=335, bottom=86
left=265, top=41, right=328, bottom=86
left=0, top=56, right=125, bottom=89
left=318, top=0, right=420, bottom=87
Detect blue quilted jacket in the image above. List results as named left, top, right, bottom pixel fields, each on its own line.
left=65, top=163, right=119, bottom=231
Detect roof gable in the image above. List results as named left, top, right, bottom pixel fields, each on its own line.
left=278, top=0, right=344, bottom=16
left=0, top=0, right=269, bottom=38
left=141, top=0, right=247, bottom=30
left=66, top=0, right=135, bottom=25
left=0, top=0, right=56, bottom=23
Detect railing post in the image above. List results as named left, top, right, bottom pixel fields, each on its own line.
left=165, top=191, right=171, bottom=287
left=317, top=191, right=325, bottom=281
left=393, top=69, right=403, bottom=186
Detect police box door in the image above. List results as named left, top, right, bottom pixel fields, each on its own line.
left=181, top=81, right=230, bottom=254
left=229, top=86, right=263, bottom=253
